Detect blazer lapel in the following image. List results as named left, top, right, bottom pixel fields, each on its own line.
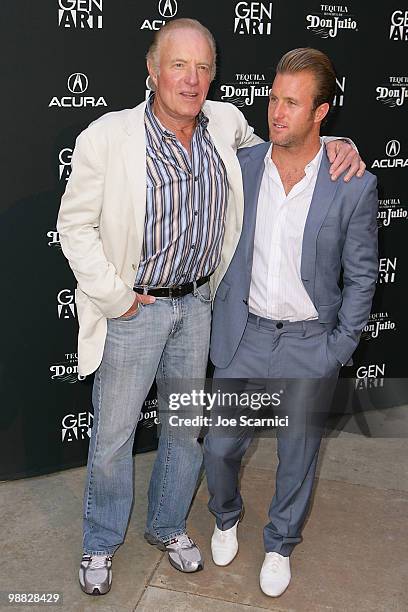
left=121, top=103, right=148, bottom=253
left=243, top=143, right=270, bottom=266
left=301, top=151, right=340, bottom=299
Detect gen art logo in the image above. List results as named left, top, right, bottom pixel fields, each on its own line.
left=59, top=147, right=73, bottom=181
left=378, top=257, right=397, bottom=284
left=234, top=2, right=273, bottom=35
left=62, top=411, right=93, bottom=443
left=389, top=10, right=408, bottom=41
left=355, top=363, right=385, bottom=390
left=333, top=76, right=346, bottom=107
left=57, top=289, right=77, bottom=319
left=58, top=0, right=103, bottom=29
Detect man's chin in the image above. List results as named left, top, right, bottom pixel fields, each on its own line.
left=270, top=138, right=292, bottom=147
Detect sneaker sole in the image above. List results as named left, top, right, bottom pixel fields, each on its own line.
left=144, top=531, right=167, bottom=551
left=79, top=583, right=111, bottom=596
left=168, top=555, right=204, bottom=573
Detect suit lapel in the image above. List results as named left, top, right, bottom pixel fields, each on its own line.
left=243, top=143, right=270, bottom=266
left=121, top=104, right=148, bottom=252
left=301, top=151, right=340, bottom=298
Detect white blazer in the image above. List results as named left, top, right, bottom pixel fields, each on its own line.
left=57, top=100, right=263, bottom=376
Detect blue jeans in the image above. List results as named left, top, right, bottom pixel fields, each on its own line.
left=83, top=284, right=211, bottom=555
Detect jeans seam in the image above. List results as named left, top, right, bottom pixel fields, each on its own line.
left=83, top=368, right=103, bottom=547
left=151, top=350, right=171, bottom=537
left=152, top=435, right=172, bottom=535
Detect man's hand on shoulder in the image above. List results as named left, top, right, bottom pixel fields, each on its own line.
left=118, top=293, right=155, bottom=318
left=326, top=140, right=366, bottom=182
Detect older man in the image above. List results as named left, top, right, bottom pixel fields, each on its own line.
left=57, top=18, right=363, bottom=595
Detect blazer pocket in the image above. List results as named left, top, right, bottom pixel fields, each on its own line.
left=318, top=298, right=342, bottom=323
left=215, top=281, right=231, bottom=301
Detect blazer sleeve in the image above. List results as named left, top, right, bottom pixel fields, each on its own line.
left=327, top=175, right=379, bottom=365
left=56, top=128, right=135, bottom=319
left=228, top=103, right=264, bottom=149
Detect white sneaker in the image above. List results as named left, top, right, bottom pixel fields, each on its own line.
left=211, top=521, right=239, bottom=566
left=259, top=552, right=291, bottom=597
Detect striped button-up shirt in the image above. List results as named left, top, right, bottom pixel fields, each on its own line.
left=135, top=96, right=229, bottom=288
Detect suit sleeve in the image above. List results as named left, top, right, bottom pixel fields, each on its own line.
left=57, top=129, right=135, bottom=319
left=327, top=175, right=379, bottom=365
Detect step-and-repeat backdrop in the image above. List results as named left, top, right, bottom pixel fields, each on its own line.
left=1, top=1, right=407, bottom=479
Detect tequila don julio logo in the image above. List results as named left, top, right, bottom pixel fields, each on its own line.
left=362, top=313, right=396, bottom=340
left=220, top=73, right=270, bottom=107
left=306, top=4, right=358, bottom=38
left=376, top=76, right=408, bottom=108
left=377, top=198, right=407, bottom=229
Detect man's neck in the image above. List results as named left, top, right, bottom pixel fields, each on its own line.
left=152, top=98, right=197, bottom=148
left=271, top=136, right=321, bottom=171
left=271, top=135, right=322, bottom=196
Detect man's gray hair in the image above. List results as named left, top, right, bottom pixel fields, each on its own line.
left=146, top=18, right=217, bottom=80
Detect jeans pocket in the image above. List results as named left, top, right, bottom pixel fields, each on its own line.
left=115, top=303, right=143, bottom=322
left=193, top=282, right=212, bottom=303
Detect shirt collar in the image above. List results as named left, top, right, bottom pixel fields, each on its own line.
left=146, top=92, right=208, bottom=141
left=264, top=137, right=324, bottom=177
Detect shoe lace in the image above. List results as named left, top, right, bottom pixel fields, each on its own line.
left=173, top=534, right=194, bottom=549
left=266, top=554, right=283, bottom=572
left=84, top=555, right=111, bottom=569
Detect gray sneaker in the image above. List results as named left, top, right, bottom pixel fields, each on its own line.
left=79, top=554, right=113, bottom=595
left=144, top=532, right=203, bottom=572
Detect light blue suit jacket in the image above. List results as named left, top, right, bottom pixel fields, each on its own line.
left=210, top=142, right=379, bottom=369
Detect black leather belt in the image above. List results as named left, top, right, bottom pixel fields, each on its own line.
left=134, top=275, right=210, bottom=298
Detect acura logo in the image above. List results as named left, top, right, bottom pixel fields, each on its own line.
left=385, top=140, right=401, bottom=158
left=68, top=73, right=89, bottom=94
left=158, top=0, right=178, bottom=18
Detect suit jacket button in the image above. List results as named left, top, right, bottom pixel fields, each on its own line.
left=243, top=299, right=248, bottom=305
left=132, top=264, right=136, bottom=270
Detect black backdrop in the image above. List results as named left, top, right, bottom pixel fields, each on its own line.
left=1, top=1, right=407, bottom=479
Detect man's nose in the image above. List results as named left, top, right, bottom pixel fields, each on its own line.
left=272, top=101, right=285, bottom=119
left=184, top=66, right=199, bottom=85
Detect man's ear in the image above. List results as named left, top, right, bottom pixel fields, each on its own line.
left=147, top=60, right=158, bottom=88
left=314, top=102, right=330, bottom=124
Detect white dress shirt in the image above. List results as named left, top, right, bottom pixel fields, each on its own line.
left=248, top=141, right=324, bottom=321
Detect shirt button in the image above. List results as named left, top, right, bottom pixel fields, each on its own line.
left=194, top=176, right=199, bottom=181
left=132, top=264, right=137, bottom=270
left=191, top=244, right=195, bottom=249
left=276, top=322, right=283, bottom=329
left=194, top=211, right=198, bottom=216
